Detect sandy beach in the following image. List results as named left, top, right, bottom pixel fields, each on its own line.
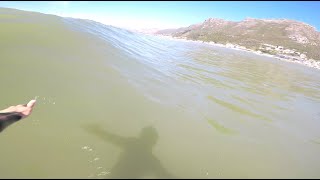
left=153, top=34, right=320, bottom=70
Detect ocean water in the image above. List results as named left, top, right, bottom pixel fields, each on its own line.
left=0, top=8, right=320, bottom=178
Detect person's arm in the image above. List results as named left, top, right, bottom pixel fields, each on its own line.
left=0, top=112, right=23, bottom=132
left=0, top=100, right=36, bottom=133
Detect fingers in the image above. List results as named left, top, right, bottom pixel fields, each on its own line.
left=26, top=99, right=36, bottom=108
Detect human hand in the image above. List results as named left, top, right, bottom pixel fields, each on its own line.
left=0, top=99, right=36, bottom=119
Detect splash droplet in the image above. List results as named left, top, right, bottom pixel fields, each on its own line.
left=81, top=146, right=89, bottom=150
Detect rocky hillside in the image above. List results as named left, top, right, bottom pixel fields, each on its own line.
left=155, top=18, right=320, bottom=60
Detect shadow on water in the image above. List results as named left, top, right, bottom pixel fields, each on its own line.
left=83, top=124, right=176, bottom=179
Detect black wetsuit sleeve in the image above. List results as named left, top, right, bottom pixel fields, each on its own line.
left=0, top=112, right=23, bottom=133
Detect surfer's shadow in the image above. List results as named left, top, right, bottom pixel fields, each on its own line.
left=83, top=124, right=176, bottom=179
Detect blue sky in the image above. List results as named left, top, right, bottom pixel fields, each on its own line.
left=1, top=1, right=319, bottom=30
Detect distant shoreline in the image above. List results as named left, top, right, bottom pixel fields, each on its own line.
left=152, top=34, right=320, bottom=70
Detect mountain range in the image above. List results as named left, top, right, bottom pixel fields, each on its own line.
left=154, top=18, right=320, bottom=60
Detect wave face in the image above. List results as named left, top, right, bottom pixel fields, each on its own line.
left=1, top=8, right=320, bottom=178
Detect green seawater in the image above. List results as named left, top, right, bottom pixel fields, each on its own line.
left=1, top=8, right=320, bottom=178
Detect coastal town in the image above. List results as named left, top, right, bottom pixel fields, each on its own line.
left=154, top=35, right=320, bottom=70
